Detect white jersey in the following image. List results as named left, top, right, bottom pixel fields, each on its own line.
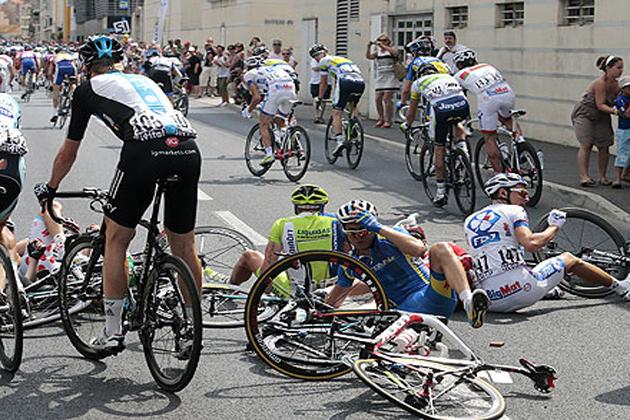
left=454, top=63, right=511, bottom=96
left=410, top=73, right=465, bottom=106
left=0, top=93, right=21, bottom=129
left=149, top=56, right=176, bottom=71
left=264, top=59, right=298, bottom=81
left=464, top=204, right=529, bottom=283
left=243, top=65, right=294, bottom=94
left=0, top=55, right=11, bottom=69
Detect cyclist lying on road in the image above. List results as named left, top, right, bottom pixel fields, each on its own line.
left=465, top=173, right=630, bottom=313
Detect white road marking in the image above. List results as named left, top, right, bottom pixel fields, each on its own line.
left=197, top=188, right=213, bottom=201
left=215, top=210, right=267, bottom=246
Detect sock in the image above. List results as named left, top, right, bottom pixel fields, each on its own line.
left=104, top=298, right=124, bottom=336
left=459, top=289, right=472, bottom=311
left=265, top=146, right=272, bottom=156
left=436, top=181, right=445, bottom=194
left=335, top=134, right=344, bottom=145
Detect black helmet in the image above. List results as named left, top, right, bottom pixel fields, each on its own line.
left=406, top=36, right=434, bottom=56
left=79, top=35, right=124, bottom=66
left=308, top=43, right=327, bottom=58
left=252, top=45, right=269, bottom=57
left=415, top=63, right=438, bottom=79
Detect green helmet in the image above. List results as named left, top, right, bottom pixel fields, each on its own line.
left=291, top=184, right=329, bottom=206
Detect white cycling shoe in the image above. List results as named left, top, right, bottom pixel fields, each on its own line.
left=612, top=277, right=630, bottom=301
left=89, top=327, right=125, bottom=354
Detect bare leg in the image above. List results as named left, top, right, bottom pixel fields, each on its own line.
left=103, top=217, right=135, bottom=300
left=484, top=134, right=503, bottom=172
left=560, top=252, right=613, bottom=287
left=230, top=250, right=264, bottom=285
left=165, top=228, right=202, bottom=296
left=375, top=91, right=384, bottom=125
left=383, top=91, right=394, bottom=124
left=597, top=146, right=610, bottom=181
left=577, top=144, right=593, bottom=181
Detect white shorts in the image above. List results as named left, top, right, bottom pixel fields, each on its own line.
left=0, top=69, right=9, bottom=93
left=260, top=83, right=296, bottom=117
left=478, top=84, right=515, bottom=134
left=481, top=256, right=566, bottom=313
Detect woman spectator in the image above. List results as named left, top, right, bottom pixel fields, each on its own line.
left=214, top=45, right=231, bottom=106
left=186, top=46, right=203, bottom=98
left=366, top=33, right=399, bottom=128
left=571, top=56, right=623, bottom=186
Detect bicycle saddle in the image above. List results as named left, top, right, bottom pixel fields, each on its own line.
left=510, top=109, right=527, bottom=118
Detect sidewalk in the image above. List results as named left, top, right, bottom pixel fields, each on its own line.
left=193, top=95, right=630, bottom=224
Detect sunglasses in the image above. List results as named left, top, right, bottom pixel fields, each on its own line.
left=343, top=228, right=371, bottom=238
left=511, top=188, right=529, bottom=197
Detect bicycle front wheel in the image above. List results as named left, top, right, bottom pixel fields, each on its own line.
left=419, top=142, right=438, bottom=202
left=352, top=358, right=505, bottom=420
left=244, top=123, right=273, bottom=177
left=452, top=148, right=476, bottom=216
left=516, top=141, right=543, bottom=207
left=281, top=126, right=311, bottom=182
left=534, top=208, right=626, bottom=298
left=324, top=117, right=339, bottom=164
left=0, top=244, right=23, bottom=373
left=346, top=118, right=364, bottom=169
left=405, top=129, right=426, bottom=181
left=141, top=254, right=202, bottom=392
left=176, top=95, right=189, bottom=116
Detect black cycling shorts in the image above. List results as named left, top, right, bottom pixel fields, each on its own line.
left=432, top=97, right=470, bottom=147
left=310, top=83, right=331, bottom=100
left=147, top=68, right=173, bottom=95
left=332, top=74, right=365, bottom=111
left=105, top=138, right=201, bottom=233
left=0, top=153, right=24, bottom=221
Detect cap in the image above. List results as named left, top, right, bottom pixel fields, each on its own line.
left=619, top=75, right=630, bottom=88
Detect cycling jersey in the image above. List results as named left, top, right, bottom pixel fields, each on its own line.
left=405, top=56, right=450, bottom=81
left=0, top=96, right=26, bottom=221
left=19, top=215, right=65, bottom=276
left=20, top=51, right=37, bottom=75
left=318, top=55, right=362, bottom=80
left=0, top=94, right=21, bottom=128
left=53, top=53, right=76, bottom=86
left=243, top=65, right=296, bottom=116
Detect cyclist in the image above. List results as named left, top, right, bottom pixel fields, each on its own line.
left=33, top=35, right=201, bottom=356
left=18, top=44, right=38, bottom=98
left=464, top=174, right=630, bottom=313
left=241, top=55, right=296, bottom=167
left=145, top=49, right=183, bottom=99
left=326, top=200, right=490, bottom=327
left=310, top=44, right=365, bottom=157
left=0, top=47, right=14, bottom=93
left=401, top=63, right=470, bottom=207
left=49, top=47, right=77, bottom=124
left=453, top=49, right=519, bottom=173
left=222, top=184, right=344, bottom=285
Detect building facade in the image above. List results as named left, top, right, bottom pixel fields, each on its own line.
left=141, top=0, right=630, bottom=146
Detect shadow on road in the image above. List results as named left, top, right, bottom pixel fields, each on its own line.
left=595, top=385, right=630, bottom=406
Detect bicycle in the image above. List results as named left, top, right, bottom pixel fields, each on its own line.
left=533, top=207, right=629, bottom=298
left=324, top=97, right=364, bottom=169
left=51, top=178, right=203, bottom=392
left=172, top=77, right=190, bottom=117
left=53, top=75, right=76, bottom=129
left=244, top=101, right=311, bottom=182
left=0, top=243, right=23, bottom=373
left=21, top=70, right=36, bottom=102
left=473, top=109, right=544, bottom=207
left=400, top=103, right=429, bottom=181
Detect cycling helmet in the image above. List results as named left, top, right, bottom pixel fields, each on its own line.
left=145, top=48, right=160, bottom=58
left=406, top=36, right=433, bottom=56
left=291, top=184, right=329, bottom=206
left=308, top=43, right=327, bottom=58
left=0, top=47, right=6, bottom=55
left=415, top=63, right=438, bottom=79
left=24, top=44, right=32, bottom=51
left=484, top=173, right=528, bottom=197
left=453, top=48, right=477, bottom=68
left=252, top=45, right=269, bottom=57
left=337, top=200, right=379, bottom=224
left=244, top=55, right=264, bottom=69
left=79, top=35, right=124, bottom=65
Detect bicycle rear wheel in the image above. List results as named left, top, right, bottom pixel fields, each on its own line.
left=405, top=129, right=426, bottom=181
left=474, top=138, right=507, bottom=192
left=0, top=244, right=23, bottom=373
left=281, top=126, right=311, bottom=182
left=324, top=117, right=339, bottom=164
left=352, top=358, right=505, bottom=420
left=419, top=142, right=438, bottom=202
left=516, top=141, right=543, bottom=207
left=245, top=250, right=389, bottom=380
left=534, top=208, right=626, bottom=298
left=346, top=118, right=364, bottom=169
left=244, top=123, right=273, bottom=177
left=141, top=254, right=202, bottom=392
left=175, top=94, right=189, bottom=116
left=452, top=148, right=476, bottom=216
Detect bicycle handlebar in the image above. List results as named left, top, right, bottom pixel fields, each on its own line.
left=46, top=187, right=109, bottom=228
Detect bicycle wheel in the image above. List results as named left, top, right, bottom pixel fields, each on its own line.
left=281, top=126, right=311, bottom=182
left=474, top=138, right=506, bottom=192
left=346, top=117, right=364, bottom=169
left=141, top=254, right=202, bottom=392
left=419, top=142, right=438, bottom=202
left=324, top=117, right=339, bottom=164
left=57, top=98, right=70, bottom=129
left=534, top=208, right=626, bottom=298
left=245, top=250, right=389, bottom=380
left=244, top=123, right=273, bottom=177
left=201, top=283, right=250, bottom=328
left=0, top=244, right=23, bottom=373
left=58, top=234, right=109, bottom=360
left=516, top=141, right=543, bottom=207
left=177, top=95, right=189, bottom=117
left=405, top=128, right=426, bottom=181
left=352, top=358, right=505, bottom=420
left=452, top=148, right=477, bottom=216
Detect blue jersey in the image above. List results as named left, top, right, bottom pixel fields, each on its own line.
left=614, top=94, right=630, bottom=130
left=336, top=227, right=429, bottom=305
left=405, top=56, right=450, bottom=81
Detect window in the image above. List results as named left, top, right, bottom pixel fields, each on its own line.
left=446, top=6, right=468, bottom=29
left=561, top=0, right=594, bottom=25
left=349, top=0, right=359, bottom=21
left=496, top=2, right=524, bottom=27
left=336, top=0, right=349, bottom=56
left=392, top=14, right=433, bottom=48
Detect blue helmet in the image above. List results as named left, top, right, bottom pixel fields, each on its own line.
left=79, top=35, right=123, bottom=65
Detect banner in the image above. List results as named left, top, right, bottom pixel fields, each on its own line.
left=153, top=0, right=169, bottom=43
left=107, top=16, right=131, bottom=34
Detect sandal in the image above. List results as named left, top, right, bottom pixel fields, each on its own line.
left=598, top=178, right=612, bottom=186
left=580, top=178, right=596, bottom=187
left=375, top=120, right=384, bottom=128
left=382, top=122, right=391, bottom=128
left=612, top=182, right=622, bottom=189
left=622, top=174, right=630, bottom=183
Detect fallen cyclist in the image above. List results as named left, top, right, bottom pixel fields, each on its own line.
left=465, top=173, right=630, bottom=313
left=325, top=199, right=490, bottom=328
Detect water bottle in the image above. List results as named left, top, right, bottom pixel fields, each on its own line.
left=123, top=290, right=137, bottom=313
left=294, top=308, right=307, bottom=324
left=127, top=254, right=137, bottom=287
left=391, top=328, right=419, bottom=353
left=536, top=149, right=545, bottom=170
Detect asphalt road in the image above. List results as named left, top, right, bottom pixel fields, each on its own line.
left=0, top=91, right=628, bottom=419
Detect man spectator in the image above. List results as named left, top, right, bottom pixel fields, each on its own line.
left=437, top=31, right=467, bottom=74
left=186, top=46, right=203, bottom=98
left=282, top=48, right=298, bottom=69
left=200, top=38, right=216, bottom=97
left=213, top=45, right=231, bottom=106
left=269, top=39, right=283, bottom=59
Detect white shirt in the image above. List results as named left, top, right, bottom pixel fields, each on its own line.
left=437, top=44, right=467, bottom=74
left=454, top=63, right=510, bottom=96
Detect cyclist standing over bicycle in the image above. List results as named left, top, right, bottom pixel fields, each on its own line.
left=34, top=35, right=202, bottom=354
left=18, top=45, right=38, bottom=99
left=465, top=174, right=630, bottom=313
left=310, top=44, right=365, bottom=157
left=144, top=48, right=183, bottom=100
left=49, top=47, right=77, bottom=124
left=401, top=63, right=470, bottom=207
left=0, top=47, right=15, bottom=94
left=241, top=55, right=297, bottom=167
left=453, top=49, right=520, bottom=174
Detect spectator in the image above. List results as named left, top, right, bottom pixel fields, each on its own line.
left=366, top=33, right=399, bottom=128
left=612, top=75, right=630, bottom=188
left=247, top=36, right=262, bottom=56
left=214, top=45, right=231, bottom=106
left=269, top=39, right=283, bottom=59
left=436, top=31, right=467, bottom=74
left=310, top=54, right=331, bottom=124
left=282, top=48, right=298, bottom=68
left=571, top=56, right=623, bottom=187
left=200, top=38, right=216, bottom=97
left=186, top=46, right=203, bottom=98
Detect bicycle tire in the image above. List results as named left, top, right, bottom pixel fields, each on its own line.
left=419, top=142, right=439, bottom=202
left=474, top=138, right=507, bottom=193
left=515, top=141, right=543, bottom=207
left=58, top=234, right=110, bottom=360
left=244, top=123, right=273, bottom=177
left=534, top=207, right=625, bottom=298
left=245, top=250, right=389, bottom=381
left=346, top=117, right=364, bottom=169
left=405, top=129, right=425, bottom=181
left=177, top=95, right=189, bottom=117
left=141, top=254, right=202, bottom=392
left=0, top=244, right=23, bottom=373
left=281, top=126, right=311, bottom=182
left=324, top=117, right=339, bottom=164
left=352, top=358, right=505, bottom=420
left=201, top=283, right=251, bottom=328
left=451, top=148, right=477, bottom=216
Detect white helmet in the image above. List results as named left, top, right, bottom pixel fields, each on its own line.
left=484, top=173, right=528, bottom=197
left=453, top=48, right=477, bottom=67
left=337, top=200, right=378, bottom=224
left=245, top=55, right=264, bottom=69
